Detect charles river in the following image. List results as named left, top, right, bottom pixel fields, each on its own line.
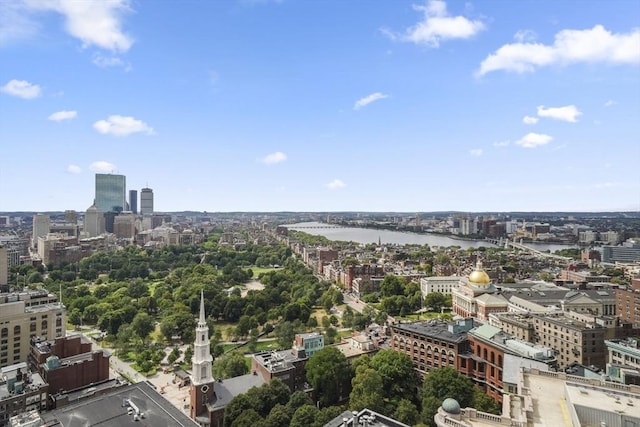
left=284, top=222, right=576, bottom=253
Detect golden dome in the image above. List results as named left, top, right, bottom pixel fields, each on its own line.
left=469, top=260, right=491, bottom=285
left=469, top=270, right=491, bottom=285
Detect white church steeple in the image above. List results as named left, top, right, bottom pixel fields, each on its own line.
left=191, top=290, right=213, bottom=385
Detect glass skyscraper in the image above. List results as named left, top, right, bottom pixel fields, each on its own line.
left=95, top=174, right=126, bottom=213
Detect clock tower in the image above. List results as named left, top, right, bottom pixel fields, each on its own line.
left=189, top=290, right=215, bottom=422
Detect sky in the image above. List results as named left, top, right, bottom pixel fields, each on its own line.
left=1, top=0, right=639, bottom=213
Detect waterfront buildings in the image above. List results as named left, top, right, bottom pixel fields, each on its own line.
left=94, top=173, right=126, bottom=214
left=602, top=238, right=640, bottom=263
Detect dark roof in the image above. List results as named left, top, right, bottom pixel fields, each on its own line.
left=208, top=372, right=266, bottom=411
left=42, top=381, right=198, bottom=427
left=390, top=321, right=468, bottom=344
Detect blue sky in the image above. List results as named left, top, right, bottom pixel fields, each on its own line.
left=1, top=0, right=639, bottom=213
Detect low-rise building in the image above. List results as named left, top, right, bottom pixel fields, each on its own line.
left=29, top=335, right=110, bottom=394
left=0, top=363, right=48, bottom=427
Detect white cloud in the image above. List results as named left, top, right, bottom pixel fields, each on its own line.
left=0, top=2, right=39, bottom=46
left=522, top=115, right=539, bottom=125
left=493, top=140, right=510, bottom=147
left=24, top=0, right=134, bottom=52
left=469, top=149, right=483, bottom=157
left=537, top=105, right=582, bottom=123
left=604, top=100, right=616, bottom=107
left=92, top=53, right=127, bottom=68
left=66, top=164, right=82, bottom=174
left=478, top=25, right=640, bottom=75
left=326, top=179, right=346, bottom=190
left=260, top=151, right=287, bottom=165
left=383, top=0, right=485, bottom=47
left=48, top=110, right=77, bottom=121
left=89, top=161, right=117, bottom=172
left=1, top=79, right=41, bottom=99
left=515, top=132, right=553, bottom=148
left=354, top=92, right=388, bottom=110
left=514, top=29, right=537, bottom=43
left=93, top=115, right=154, bottom=136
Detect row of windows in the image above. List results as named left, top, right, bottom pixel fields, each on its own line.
left=0, top=318, right=62, bottom=337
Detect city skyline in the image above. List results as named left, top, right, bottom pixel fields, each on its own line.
left=1, top=0, right=639, bottom=213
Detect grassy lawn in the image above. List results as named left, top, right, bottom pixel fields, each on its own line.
left=248, top=267, right=279, bottom=278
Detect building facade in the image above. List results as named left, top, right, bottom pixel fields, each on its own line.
left=31, top=214, right=50, bottom=250
left=83, top=205, right=105, bottom=238
left=129, top=190, right=138, bottom=214
left=140, top=188, right=154, bottom=215
left=94, top=173, right=126, bottom=214
left=0, top=290, right=65, bottom=368
left=389, top=318, right=474, bottom=377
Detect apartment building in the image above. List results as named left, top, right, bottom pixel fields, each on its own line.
left=0, top=290, right=65, bottom=368
left=389, top=318, right=474, bottom=376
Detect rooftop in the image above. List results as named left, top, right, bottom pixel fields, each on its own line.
left=391, top=319, right=472, bottom=344
left=42, top=381, right=198, bottom=426
left=208, top=372, right=266, bottom=411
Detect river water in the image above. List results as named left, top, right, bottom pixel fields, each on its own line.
left=284, top=222, right=576, bottom=253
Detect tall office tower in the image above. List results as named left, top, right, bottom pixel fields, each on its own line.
left=94, top=173, right=126, bottom=214
left=32, top=214, right=50, bottom=249
left=0, top=246, right=8, bottom=289
left=129, top=190, right=138, bottom=214
left=140, top=188, right=154, bottom=215
left=64, top=210, right=78, bottom=224
left=84, top=205, right=105, bottom=237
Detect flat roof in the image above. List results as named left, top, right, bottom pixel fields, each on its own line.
left=42, top=381, right=198, bottom=426
left=391, top=321, right=468, bottom=344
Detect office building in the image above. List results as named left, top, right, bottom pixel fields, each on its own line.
left=113, top=213, right=137, bottom=239
left=0, top=247, right=7, bottom=289
left=140, top=187, right=153, bottom=215
left=129, top=189, right=138, bottom=214
left=602, top=239, right=640, bottom=263
left=0, top=289, right=65, bottom=368
left=94, top=173, right=126, bottom=214
left=31, top=214, right=50, bottom=250
left=83, top=204, right=105, bottom=238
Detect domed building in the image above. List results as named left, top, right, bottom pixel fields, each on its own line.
left=451, top=260, right=508, bottom=321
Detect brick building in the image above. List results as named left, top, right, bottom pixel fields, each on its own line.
left=389, top=318, right=474, bottom=377
left=29, top=335, right=110, bottom=394
left=616, top=277, right=640, bottom=328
